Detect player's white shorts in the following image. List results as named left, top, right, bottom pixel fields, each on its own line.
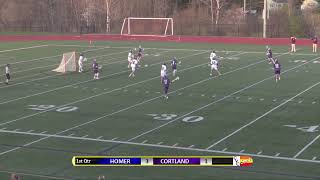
left=160, top=71, right=166, bottom=77
left=211, top=65, right=218, bottom=71
left=131, top=65, right=136, bottom=71
left=128, top=57, right=132, bottom=63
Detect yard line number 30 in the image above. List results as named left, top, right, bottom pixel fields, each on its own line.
left=146, top=114, right=204, bottom=123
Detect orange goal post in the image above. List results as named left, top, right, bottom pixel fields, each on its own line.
left=52, top=51, right=77, bottom=73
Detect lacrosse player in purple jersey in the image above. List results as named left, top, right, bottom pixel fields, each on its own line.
left=171, top=57, right=178, bottom=77
left=162, top=75, right=170, bottom=99
left=272, top=58, right=281, bottom=83
left=266, top=46, right=273, bottom=64
left=137, top=45, right=144, bottom=62
left=92, top=59, right=100, bottom=80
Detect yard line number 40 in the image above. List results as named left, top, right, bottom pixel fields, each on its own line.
left=146, top=114, right=204, bottom=123
left=284, top=125, right=319, bottom=133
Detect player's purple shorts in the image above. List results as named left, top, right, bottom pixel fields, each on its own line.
left=172, top=65, right=177, bottom=70
left=164, top=86, right=169, bottom=94
left=275, top=69, right=281, bottom=75
left=268, top=54, right=272, bottom=58
left=5, top=73, right=10, bottom=80
left=94, top=69, right=99, bottom=74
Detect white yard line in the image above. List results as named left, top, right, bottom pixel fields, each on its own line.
left=0, top=46, right=111, bottom=67
left=0, top=129, right=319, bottom=164
left=0, top=48, right=128, bottom=88
left=50, top=44, right=109, bottom=47
left=206, top=81, right=320, bottom=149
left=1, top=54, right=60, bottom=66
left=50, top=44, right=317, bottom=56
left=0, top=48, right=168, bottom=99
left=50, top=44, right=209, bottom=52
left=0, top=74, right=62, bottom=89
left=0, top=62, right=209, bottom=127
left=0, top=50, right=211, bottom=124
left=84, top=49, right=128, bottom=60
left=293, top=134, right=320, bottom=158
left=5, top=52, right=128, bottom=77
left=1, top=73, right=42, bottom=83
left=50, top=44, right=109, bottom=48
left=0, top=51, right=289, bottom=156
left=11, top=64, right=59, bottom=74
left=0, top=44, right=49, bottom=53
left=0, top=135, right=52, bottom=155
left=125, top=57, right=320, bottom=144
left=0, top=58, right=130, bottom=104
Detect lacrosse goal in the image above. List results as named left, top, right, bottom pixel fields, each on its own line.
left=52, top=52, right=77, bottom=73
left=121, top=17, right=173, bottom=37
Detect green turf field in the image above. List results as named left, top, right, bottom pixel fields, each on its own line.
left=0, top=40, right=319, bottom=180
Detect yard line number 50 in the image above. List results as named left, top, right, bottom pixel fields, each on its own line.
left=146, top=114, right=204, bottom=123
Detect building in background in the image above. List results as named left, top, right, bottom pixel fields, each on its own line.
left=267, top=0, right=288, bottom=10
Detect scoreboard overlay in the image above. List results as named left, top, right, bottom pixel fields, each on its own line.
left=72, top=156, right=253, bottom=167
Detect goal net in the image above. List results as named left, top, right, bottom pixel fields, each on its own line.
left=52, top=52, right=77, bottom=73
left=121, top=17, right=173, bottom=36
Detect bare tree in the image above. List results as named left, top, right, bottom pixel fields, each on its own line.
left=199, top=0, right=229, bottom=26
left=288, top=0, right=295, bottom=16
left=214, top=0, right=229, bottom=25
left=0, top=0, right=9, bottom=28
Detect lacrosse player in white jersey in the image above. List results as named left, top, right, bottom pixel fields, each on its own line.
left=4, top=64, right=10, bottom=84
left=210, top=50, right=217, bottom=61
left=129, top=56, right=138, bottom=78
left=128, top=50, right=133, bottom=68
left=209, top=51, right=221, bottom=76
left=78, top=53, right=85, bottom=72
left=160, top=63, right=167, bottom=82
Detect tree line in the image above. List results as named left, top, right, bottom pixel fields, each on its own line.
left=0, top=0, right=319, bottom=37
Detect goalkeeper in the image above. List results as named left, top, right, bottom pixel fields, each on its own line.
left=78, top=53, right=86, bottom=73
